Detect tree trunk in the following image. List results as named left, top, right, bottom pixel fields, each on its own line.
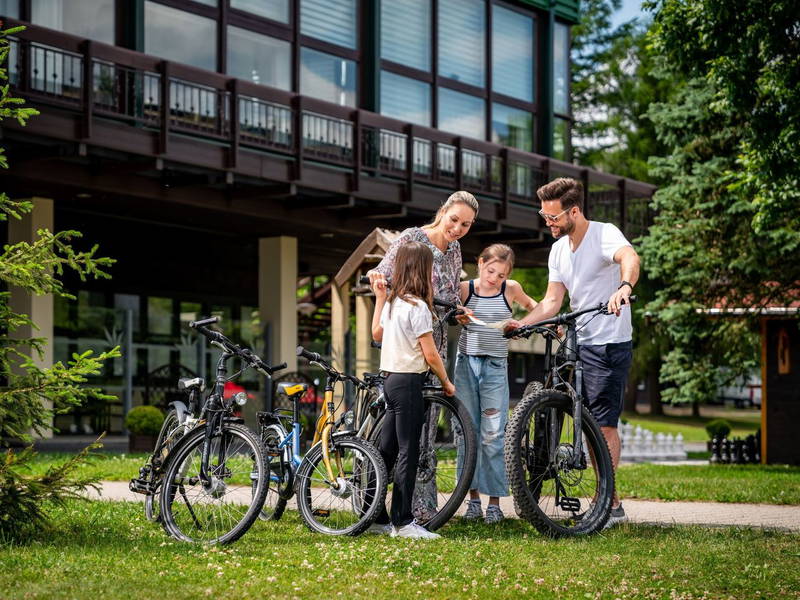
left=647, top=367, right=663, bottom=416
left=691, top=399, right=701, bottom=418
left=623, top=379, right=637, bottom=413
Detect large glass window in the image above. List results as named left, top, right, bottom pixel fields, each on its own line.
left=381, top=0, right=430, bottom=72
left=300, top=47, right=356, bottom=107
left=380, top=70, right=431, bottom=126
left=553, top=117, right=570, bottom=160
left=231, top=0, right=289, bottom=23
left=301, top=0, right=356, bottom=49
left=144, top=2, right=217, bottom=72
left=0, top=0, right=19, bottom=18
left=553, top=22, right=570, bottom=115
left=438, top=0, right=485, bottom=87
left=32, top=0, right=114, bottom=44
left=492, top=103, right=532, bottom=151
left=438, top=87, right=484, bottom=138
left=227, top=26, right=291, bottom=90
left=492, top=5, right=533, bottom=102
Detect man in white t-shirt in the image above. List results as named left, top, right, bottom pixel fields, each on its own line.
left=509, top=177, right=640, bottom=528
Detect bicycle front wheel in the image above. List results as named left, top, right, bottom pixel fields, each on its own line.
left=144, top=408, right=182, bottom=522
left=160, top=423, right=268, bottom=544
left=295, top=436, right=387, bottom=536
left=505, top=388, right=614, bottom=537
left=368, top=393, right=477, bottom=531
left=259, top=423, right=292, bottom=521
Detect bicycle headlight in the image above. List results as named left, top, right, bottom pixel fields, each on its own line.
left=343, top=410, right=355, bottom=428
left=234, top=392, right=248, bottom=406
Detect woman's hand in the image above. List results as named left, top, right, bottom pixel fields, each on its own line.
left=454, top=306, right=473, bottom=325
left=442, top=379, right=455, bottom=397
left=369, top=271, right=388, bottom=301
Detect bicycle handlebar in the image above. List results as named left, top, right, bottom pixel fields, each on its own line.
left=503, top=295, right=638, bottom=339
left=296, top=346, right=366, bottom=388
left=358, top=275, right=460, bottom=312
left=190, top=318, right=287, bottom=376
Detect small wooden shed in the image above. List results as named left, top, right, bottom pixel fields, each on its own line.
left=330, top=228, right=400, bottom=377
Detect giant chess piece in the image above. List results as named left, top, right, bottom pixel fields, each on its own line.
left=732, top=438, right=745, bottom=464
left=675, top=432, right=687, bottom=460
left=754, top=430, right=761, bottom=463
left=721, top=437, right=732, bottom=464
left=710, top=434, right=723, bottom=463
left=742, top=435, right=754, bottom=464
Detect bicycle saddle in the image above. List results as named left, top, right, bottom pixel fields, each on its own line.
left=178, top=377, right=205, bottom=392
left=276, top=382, right=308, bottom=397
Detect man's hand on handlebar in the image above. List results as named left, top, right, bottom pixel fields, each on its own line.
left=607, top=285, right=632, bottom=316
left=367, top=271, right=388, bottom=300
left=503, top=319, right=524, bottom=337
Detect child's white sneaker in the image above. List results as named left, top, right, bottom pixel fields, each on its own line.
left=390, top=520, right=441, bottom=539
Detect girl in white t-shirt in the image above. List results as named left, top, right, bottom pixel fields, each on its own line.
left=370, top=241, right=455, bottom=539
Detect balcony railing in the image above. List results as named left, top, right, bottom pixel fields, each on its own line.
left=5, top=22, right=655, bottom=235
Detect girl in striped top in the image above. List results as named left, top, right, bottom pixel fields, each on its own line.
left=456, top=244, right=538, bottom=523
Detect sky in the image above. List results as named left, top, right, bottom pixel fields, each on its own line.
left=610, top=0, right=649, bottom=28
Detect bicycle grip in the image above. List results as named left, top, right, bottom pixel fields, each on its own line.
left=190, top=316, right=219, bottom=328
left=359, top=275, right=370, bottom=285
left=296, top=346, right=321, bottom=362
left=271, top=362, right=288, bottom=373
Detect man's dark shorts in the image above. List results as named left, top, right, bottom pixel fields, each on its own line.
left=579, top=341, right=633, bottom=428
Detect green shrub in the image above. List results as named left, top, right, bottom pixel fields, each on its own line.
left=705, top=418, right=732, bottom=439
left=125, top=406, right=163, bottom=435
left=0, top=442, right=100, bottom=541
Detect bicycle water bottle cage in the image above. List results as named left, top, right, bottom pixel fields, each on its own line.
left=178, top=376, right=205, bottom=392
left=276, top=382, right=308, bottom=399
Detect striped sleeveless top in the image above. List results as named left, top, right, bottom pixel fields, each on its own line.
left=457, top=280, right=513, bottom=358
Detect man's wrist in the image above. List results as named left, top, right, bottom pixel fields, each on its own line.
left=618, top=281, right=633, bottom=292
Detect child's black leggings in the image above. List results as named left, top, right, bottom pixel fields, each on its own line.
left=375, top=372, right=426, bottom=527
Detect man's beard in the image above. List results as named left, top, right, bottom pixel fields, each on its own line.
left=551, top=217, right=575, bottom=238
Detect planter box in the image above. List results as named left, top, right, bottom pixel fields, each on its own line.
left=129, top=434, right=158, bottom=453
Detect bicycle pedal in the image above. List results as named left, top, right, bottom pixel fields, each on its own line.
left=558, top=496, right=581, bottom=512
left=312, top=509, right=330, bottom=518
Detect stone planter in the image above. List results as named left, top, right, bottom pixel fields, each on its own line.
left=128, top=433, right=158, bottom=453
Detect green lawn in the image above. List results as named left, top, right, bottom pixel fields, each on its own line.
left=622, top=411, right=760, bottom=442
left=617, top=463, right=800, bottom=504
left=1, top=501, right=798, bottom=600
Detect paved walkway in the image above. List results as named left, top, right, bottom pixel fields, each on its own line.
left=90, top=481, right=800, bottom=532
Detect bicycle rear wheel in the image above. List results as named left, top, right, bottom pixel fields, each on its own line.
left=160, top=423, right=268, bottom=544
left=295, top=436, right=387, bottom=536
left=259, top=423, right=291, bottom=521
left=504, top=388, right=614, bottom=537
left=144, top=408, right=182, bottom=522
left=368, top=394, right=477, bottom=531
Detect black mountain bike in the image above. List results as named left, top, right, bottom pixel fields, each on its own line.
left=132, top=316, right=286, bottom=544
left=502, top=298, right=635, bottom=537
left=355, top=275, right=478, bottom=531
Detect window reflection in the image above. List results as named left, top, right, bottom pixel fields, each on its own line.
left=0, top=0, right=19, bottom=18
left=301, top=0, right=356, bottom=49
left=32, top=0, right=114, bottom=44
left=438, top=0, right=485, bottom=87
left=227, top=26, right=291, bottom=90
left=492, top=5, right=533, bottom=102
left=492, top=103, right=532, bottom=151
left=144, top=1, right=216, bottom=71
left=553, top=117, right=570, bottom=160
left=301, top=47, right=356, bottom=107
left=231, top=0, right=289, bottom=23
left=553, top=22, right=570, bottom=115
left=438, top=87, right=485, bottom=139
left=381, top=0, right=430, bottom=72
left=381, top=71, right=431, bottom=126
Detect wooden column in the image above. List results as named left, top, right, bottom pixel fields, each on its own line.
left=330, top=280, right=351, bottom=375
left=355, top=294, right=374, bottom=377
left=8, top=197, right=55, bottom=438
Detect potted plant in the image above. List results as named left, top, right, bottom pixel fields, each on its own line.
left=126, top=405, right=164, bottom=453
